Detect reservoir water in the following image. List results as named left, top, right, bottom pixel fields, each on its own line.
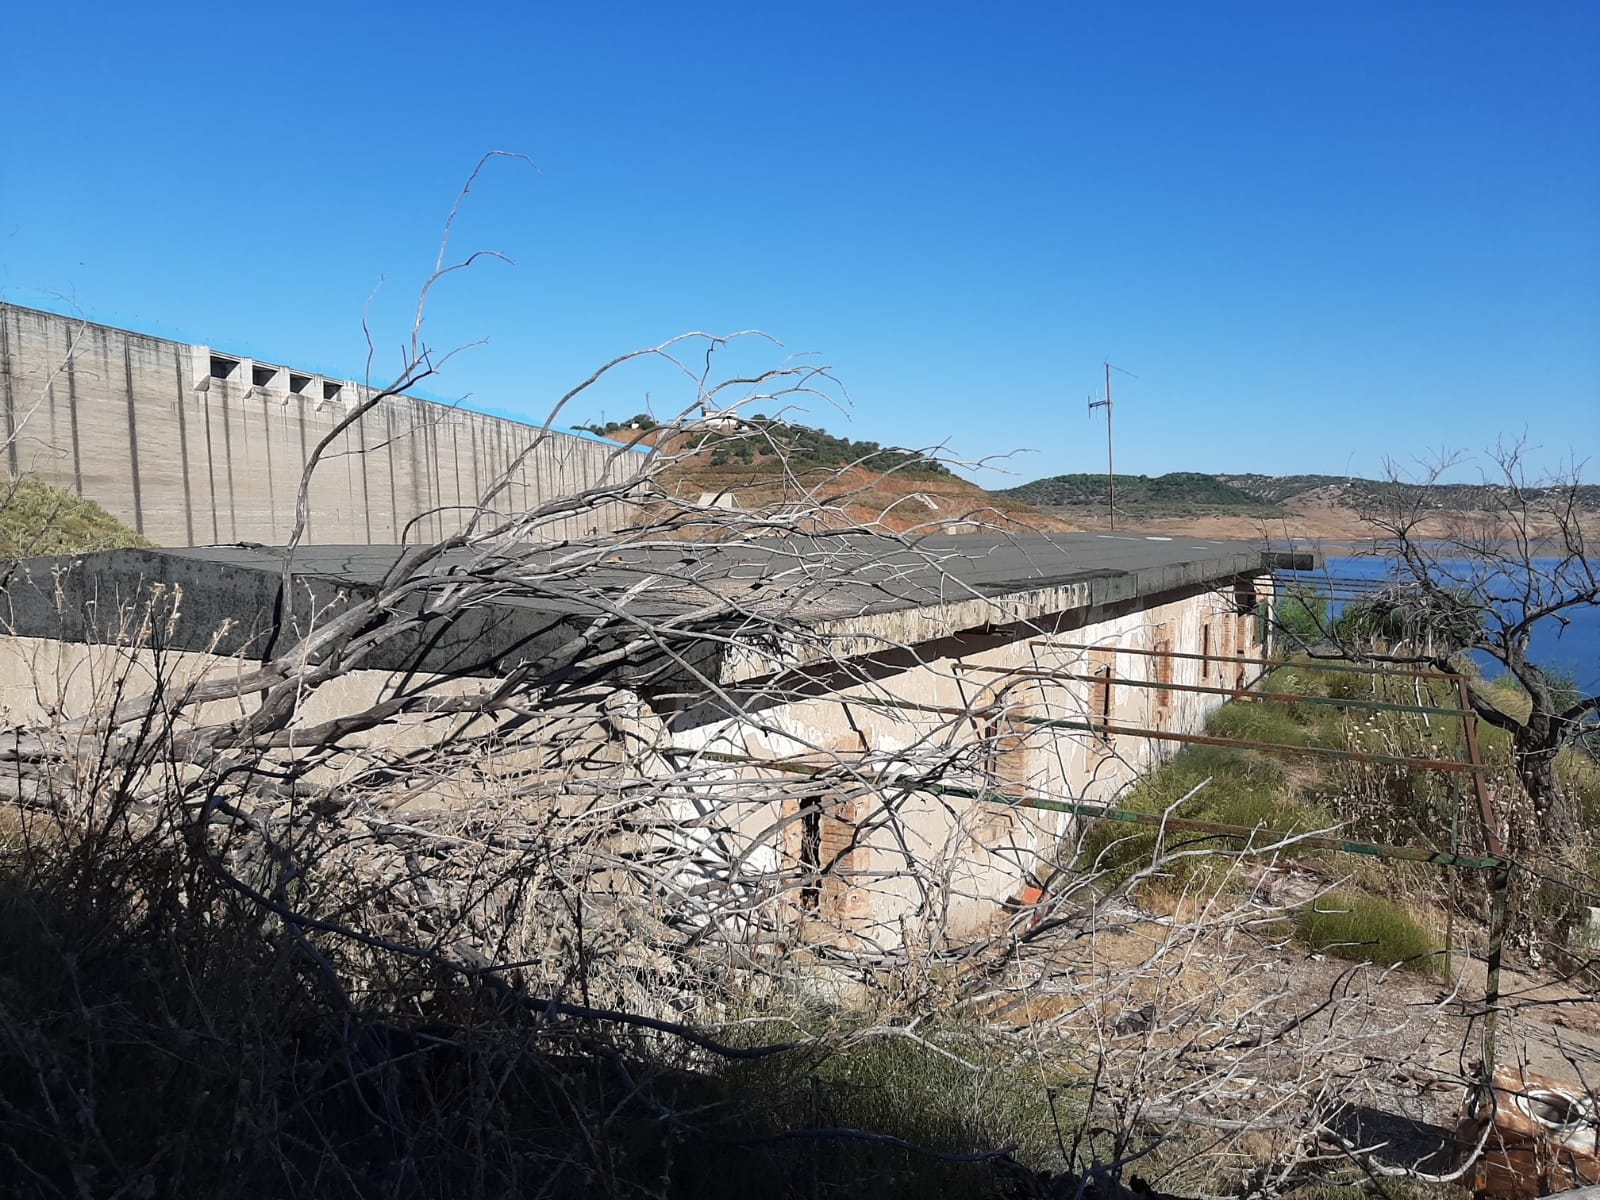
left=1312, top=556, right=1599, bottom=694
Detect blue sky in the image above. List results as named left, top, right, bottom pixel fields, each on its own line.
left=3, top=1, right=1595, bottom=487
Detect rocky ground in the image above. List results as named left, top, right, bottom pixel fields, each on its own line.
left=983, top=889, right=1599, bottom=1185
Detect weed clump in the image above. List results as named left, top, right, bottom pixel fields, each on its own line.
left=712, top=1024, right=1080, bottom=1191
left=0, top=837, right=1045, bottom=1200
left=0, top=477, right=151, bottom=556
left=1205, top=700, right=1310, bottom=747
left=1076, top=743, right=1330, bottom=888
left=1295, top=891, right=1445, bottom=977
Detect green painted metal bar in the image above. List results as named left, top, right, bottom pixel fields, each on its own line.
left=1031, top=715, right=1486, bottom=773
left=841, top=696, right=1484, bottom=774
left=1042, top=639, right=1466, bottom=681
left=658, top=748, right=1506, bottom=870
left=982, top=792, right=1506, bottom=871
left=953, top=666, right=1471, bottom=719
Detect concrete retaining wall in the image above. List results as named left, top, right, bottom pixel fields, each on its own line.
left=0, top=304, right=636, bottom=546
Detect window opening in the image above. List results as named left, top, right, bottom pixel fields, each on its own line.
left=798, top=803, right=822, bottom=912
left=977, top=686, right=1031, bottom=795
left=1153, top=631, right=1174, bottom=718
left=794, top=796, right=862, bottom=918
left=1089, top=647, right=1116, bottom=746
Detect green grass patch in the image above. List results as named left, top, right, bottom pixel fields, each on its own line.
left=1294, top=1182, right=1473, bottom=1200
left=1204, top=699, right=1310, bottom=747
left=1076, top=744, right=1331, bottom=887
left=0, top=477, right=150, bottom=556
left=1559, top=746, right=1600, bottom=826
left=1261, top=663, right=1327, bottom=698
left=712, top=1022, right=1080, bottom=1186
left=1295, top=891, right=1445, bottom=976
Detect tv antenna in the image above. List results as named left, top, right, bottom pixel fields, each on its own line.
left=1088, top=361, right=1136, bottom=531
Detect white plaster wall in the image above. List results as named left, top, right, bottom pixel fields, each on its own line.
left=0, top=636, right=556, bottom=809
left=667, top=578, right=1271, bottom=942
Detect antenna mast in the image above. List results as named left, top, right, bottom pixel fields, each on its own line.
left=1088, top=362, right=1136, bottom=531
left=1088, top=361, right=1117, bottom=530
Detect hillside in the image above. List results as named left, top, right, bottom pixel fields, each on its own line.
left=1219, top=473, right=1600, bottom=511
left=583, top=415, right=1076, bottom=534
left=577, top=414, right=951, bottom=478
left=0, top=478, right=151, bottom=556
left=999, top=471, right=1276, bottom=516
left=998, top=469, right=1600, bottom=540
left=581, top=413, right=1600, bottom=542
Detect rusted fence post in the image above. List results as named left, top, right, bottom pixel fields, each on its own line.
left=1456, top=672, right=1510, bottom=1132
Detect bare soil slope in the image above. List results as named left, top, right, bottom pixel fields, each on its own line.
left=597, top=426, right=1078, bottom=534
left=665, top=463, right=1078, bottom=534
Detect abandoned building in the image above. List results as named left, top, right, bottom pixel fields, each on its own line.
left=0, top=533, right=1309, bottom=942
left=0, top=303, right=638, bottom=546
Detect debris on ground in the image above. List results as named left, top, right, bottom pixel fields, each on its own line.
left=1456, top=1066, right=1600, bottom=1198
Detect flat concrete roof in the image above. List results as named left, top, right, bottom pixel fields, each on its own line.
left=0, top=534, right=1306, bottom=692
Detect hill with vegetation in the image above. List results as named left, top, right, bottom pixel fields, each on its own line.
left=577, top=413, right=951, bottom=477
left=581, top=414, right=1072, bottom=534
left=997, top=471, right=1275, bottom=516
left=1219, top=473, right=1600, bottom=510
left=996, top=469, right=1600, bottom=538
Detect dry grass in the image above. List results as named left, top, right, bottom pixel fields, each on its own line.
left=0, top=797, right=1061, bottom=1199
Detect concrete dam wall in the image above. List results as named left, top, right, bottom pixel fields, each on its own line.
left=0, top=304, right=637, bottom=546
